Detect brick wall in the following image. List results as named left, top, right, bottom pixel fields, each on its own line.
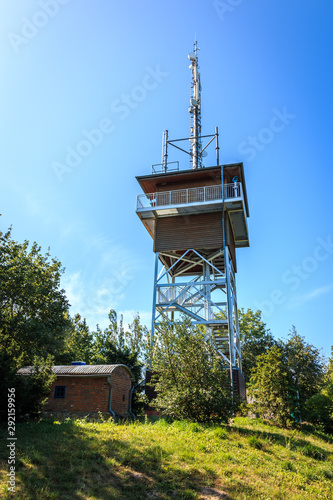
left=109, top=367, right=133, bottom=416
left=44, top=367, right=132, bottom=416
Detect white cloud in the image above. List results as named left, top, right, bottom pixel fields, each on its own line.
left=120, top=309, right=152, bottom=330
left=307, top=284, right=333, bottom=299
left=61, top=239, right=141, bottom=330
left=286, top=284, right=333, bottom=309
left=17, top=188, right=143, bottom=329
left=62, top=271, right=84, bottom=313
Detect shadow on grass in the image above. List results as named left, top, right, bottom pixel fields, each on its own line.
left=4, top=418, right=323, bottom=499
left=230, top=424, right=331, bottom=461
left=0, top=419, right=253, bottom=500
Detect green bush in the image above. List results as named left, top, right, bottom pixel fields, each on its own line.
left=304, top=392, right=333, bottom=434
left=150, top=319, right=235, bottom=423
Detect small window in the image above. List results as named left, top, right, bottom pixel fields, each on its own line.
left=122, top=394, right=125, bottom=401
left=54, top=386, right=66, bottom=399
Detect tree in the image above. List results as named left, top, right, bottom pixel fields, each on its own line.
left=304, top=392, right=333, bottom=433
left=279, top=327, right=325, bottom=419
left=0, top=228, right=70, bottom=364
left=248, top=345, right=291, bottom=426
left=55, top=307, right=149, bottom=414
left=92, top=309, right=148, bottom=414
left=238, top=308, right=276, bottom=382
left=304, top=346, right=333, bottom=433
left=247, top=329, right=326, bottom=427
left=150, top=319, right=234, bottom=423
left=57, top=313, right=95, bottom=365
left=0, top=228, right=70, bottom=420
left=93, top=310, right=147, bottom=380
left=102, top=311, right=144, bottom=383
left=14, top=355, right=56, bottom=420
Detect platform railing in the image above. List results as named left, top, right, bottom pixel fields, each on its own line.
left=136, top=182, right=242, bottom=210
left=151, top=161, right=180, bottom=174
left=157, top=283, right=228, bottom=323
left=158, top=283, right=204, bottom=307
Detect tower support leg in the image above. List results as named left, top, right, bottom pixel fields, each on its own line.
left=151, top=252, right=159, bottom=346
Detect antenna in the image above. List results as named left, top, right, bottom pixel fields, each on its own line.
left=188, top=40, right=202, bottom=169
left=159, top=42, right=219, bottom=171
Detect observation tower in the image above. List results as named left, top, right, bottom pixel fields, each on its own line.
left=135, top=42, right=250, bottom=395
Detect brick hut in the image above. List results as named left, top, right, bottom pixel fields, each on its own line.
left=17, top=363, right=135, bottom=418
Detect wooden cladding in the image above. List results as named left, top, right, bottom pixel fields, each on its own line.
left=225, top=214, right=237, bottom=272
left=136, top=165, right=222, bottom=196
left=156, top=176, right=221, bottom=193
left=153, top=211, right=237, bottom=272
left=154, top=212, right=223, bottom=252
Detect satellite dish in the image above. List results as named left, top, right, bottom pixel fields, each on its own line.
left=190, top=98, right=198, bottom=106
left=188, top=52, right=196, bottom=61
left=201, top=151, right=208, bottom=157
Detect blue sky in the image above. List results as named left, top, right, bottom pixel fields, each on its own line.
left=1, top=1, right=333, bottom=357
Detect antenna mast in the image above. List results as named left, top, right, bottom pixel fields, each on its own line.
left=188, top=41, right=202, bottom=169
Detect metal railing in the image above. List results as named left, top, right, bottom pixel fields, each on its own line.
left=158, top=283, right=203, bottom=307
left=151, top=161, right=179, bottom=174
left=136, top=182, right=242, bottom=210
left=157, top=283, right=228, bottom=322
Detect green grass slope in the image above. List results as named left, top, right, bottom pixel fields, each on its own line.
left=1, top=417, right=333, bottom=499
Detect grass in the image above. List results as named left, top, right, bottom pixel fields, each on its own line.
left=0, top=416, right=333, bottom=499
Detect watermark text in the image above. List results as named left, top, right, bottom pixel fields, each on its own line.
left=8, top=0, right=71, bottom=53
left=7, top=388, right=16, bottom=493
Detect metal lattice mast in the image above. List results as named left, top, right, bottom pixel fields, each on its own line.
left=188, top=41, right=202, bottom=169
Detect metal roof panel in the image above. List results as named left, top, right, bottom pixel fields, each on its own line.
left=17, top=364, right=135, bottom=380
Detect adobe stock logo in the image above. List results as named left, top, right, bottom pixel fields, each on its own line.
left=7, top=0, right=71, bottom=53
left=213, top=0, right=244, bottom=21
left=253, top=235, right=333, bottom=318
left=52, top=65, right=169, bottom=182
left=238, top=107, right=296, bottom=162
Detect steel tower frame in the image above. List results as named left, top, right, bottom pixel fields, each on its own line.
left=150, top=197, right=242, bottom=374
left=137, top=43, right=248, bottom=381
